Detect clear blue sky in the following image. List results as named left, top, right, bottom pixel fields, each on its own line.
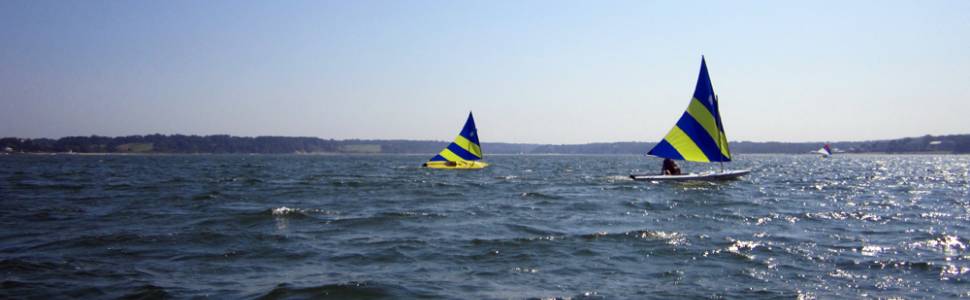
left=2, top=0, right=968, bottom=144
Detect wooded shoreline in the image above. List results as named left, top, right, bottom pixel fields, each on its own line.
left=3, top=134, right=969, bottom=155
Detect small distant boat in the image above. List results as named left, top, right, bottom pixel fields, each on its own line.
left=631, top=57, right=750, bottom=181
left=422, top=112, right=489, bottom=170
left=815, top=143, right=833, bottom=157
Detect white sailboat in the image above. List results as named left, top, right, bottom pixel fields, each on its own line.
left=630, top=57, right=750, bottom=181
left=815, top=143, right=832, bottom=157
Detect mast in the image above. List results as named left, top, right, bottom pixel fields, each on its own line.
left=715, top=93, right=724, bottom=172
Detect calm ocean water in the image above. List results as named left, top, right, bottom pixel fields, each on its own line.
left=1, top=154, right=968, bottom=299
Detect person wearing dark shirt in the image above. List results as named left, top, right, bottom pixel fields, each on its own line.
left=662, top=158, right=682, bottom=175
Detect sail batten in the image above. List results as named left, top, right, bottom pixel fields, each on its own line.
left=647, top=57, right=732, bottom=163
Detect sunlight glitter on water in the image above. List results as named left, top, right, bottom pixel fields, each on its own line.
left=2, top=154, right=969, bottom=298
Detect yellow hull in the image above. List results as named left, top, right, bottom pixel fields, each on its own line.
left=423, top=161, right=489, bottom=170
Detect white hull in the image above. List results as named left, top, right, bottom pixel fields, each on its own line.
left=630, top=169, right=751, bottom=181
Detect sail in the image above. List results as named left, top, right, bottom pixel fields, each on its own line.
left=427, top=112, right=484, bottom=163
left=816, top=144, right=832, bottom=156
left=647, top=57, right=731, bottom=162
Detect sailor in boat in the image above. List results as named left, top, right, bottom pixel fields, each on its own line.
left=422, top=161, right=457, bottom=168
left=628, top=57, right=751, bottom=181
left=661, top=158, right=682, bottom=175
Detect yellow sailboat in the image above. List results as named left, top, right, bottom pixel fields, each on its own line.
left=422, top=112, right=488, bottom=170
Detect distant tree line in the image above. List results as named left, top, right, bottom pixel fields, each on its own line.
left=2, top=134, right=969, bottom=154
left=1, top=134, right=342, bottom=154
left=526, top=134, right=970, bottom=154
left=530, top=142, right=650, bottom=154
left=0, top=134, right=540, bottom=155
left=847, top=134, right=970, bottom=154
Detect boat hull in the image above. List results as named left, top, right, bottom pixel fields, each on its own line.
left=423, top=161, right=489, bottom=170
left=629, top=169, right=750, bottom=181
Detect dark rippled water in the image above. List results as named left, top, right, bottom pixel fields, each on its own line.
left=1, top=154, right=968, bottom=299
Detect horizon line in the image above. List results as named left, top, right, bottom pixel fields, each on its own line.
left=3, top=132, right=967, bottom=146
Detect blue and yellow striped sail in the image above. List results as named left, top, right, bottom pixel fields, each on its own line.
left=425, top=112, right=488, bottom=169
left=648, top=57, right=732, bottom=163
